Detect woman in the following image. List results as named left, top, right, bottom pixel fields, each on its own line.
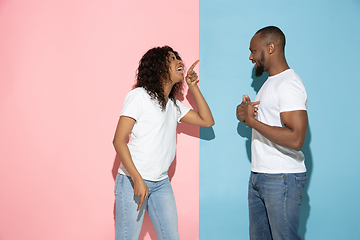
left=113, top=46, right=214, bottom=240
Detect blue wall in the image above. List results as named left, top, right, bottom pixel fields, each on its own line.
left=199, top=0, right=360, bottom=239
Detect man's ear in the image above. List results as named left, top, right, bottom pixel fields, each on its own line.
left=268, top=43, right=275, bottom=54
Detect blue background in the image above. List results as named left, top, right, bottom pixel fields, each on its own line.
left=199, top=0, right=360, bottom=239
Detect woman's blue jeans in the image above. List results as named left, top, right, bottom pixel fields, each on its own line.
left=248, top=172, right=307, bottom=240
left=114, top=173, right=179, bottom=240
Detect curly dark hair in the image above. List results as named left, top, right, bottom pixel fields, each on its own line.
left=134, top=46, right=183, bottom=111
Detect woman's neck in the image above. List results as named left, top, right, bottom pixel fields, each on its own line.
left=163, top=82, right=174, bottom=103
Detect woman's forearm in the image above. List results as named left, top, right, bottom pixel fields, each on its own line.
left=113, top=139, right=142, bottom=181
left=188, top=84, right=214, bottom=127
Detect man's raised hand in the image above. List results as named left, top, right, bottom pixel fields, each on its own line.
left=237, top=95, right=260, bottom=124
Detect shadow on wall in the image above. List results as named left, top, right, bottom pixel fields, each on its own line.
left=237, top=68, right=268, bottom=163
left=299, top=126, right=313, bottom=239
left=236, top=68, right=313, bottom=239
left=110, top=85, right=214, bottom=239
left=178, top=86, right=215, bottom=141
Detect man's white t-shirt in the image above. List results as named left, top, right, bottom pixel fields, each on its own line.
left=251, top=69, right=307, bottom=173
left=118, top=87, right=191, bottom=181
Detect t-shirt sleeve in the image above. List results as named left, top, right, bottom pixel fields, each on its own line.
left=176, top=100, right=191, bottom=122
left=278, top=79, right=307, bottom=113
left=120, top=89, right=145, bottom=121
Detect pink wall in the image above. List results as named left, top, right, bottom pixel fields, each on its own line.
left=0, top=1, right=199, bottom=239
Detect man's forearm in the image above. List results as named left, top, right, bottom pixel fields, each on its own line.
left=246, top=118, right=305, bottom=151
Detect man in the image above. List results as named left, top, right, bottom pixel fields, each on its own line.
left=236, top=26, right=308, bottom=240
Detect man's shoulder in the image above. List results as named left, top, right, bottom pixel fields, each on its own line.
left=276, top=69, right=304, bottom=87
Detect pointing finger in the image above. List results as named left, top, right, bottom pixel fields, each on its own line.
left=188, top=60, right=199, bottom=72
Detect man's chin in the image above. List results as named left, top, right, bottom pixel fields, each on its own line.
left=255, top=67, right=264, bottom=77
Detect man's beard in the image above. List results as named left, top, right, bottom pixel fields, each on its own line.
left=255, top=51, right=265, bottom=77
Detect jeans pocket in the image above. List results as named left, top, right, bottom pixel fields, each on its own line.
left=295, top=175, right=307, bottom=204
left=114, top=173, right=123, bottom=196
left=264, top=173, right=285, bottom=179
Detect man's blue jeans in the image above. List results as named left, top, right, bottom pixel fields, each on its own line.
left=248, top=172, right=307, bottom=240
left=114, top=173, right=179, bottom=240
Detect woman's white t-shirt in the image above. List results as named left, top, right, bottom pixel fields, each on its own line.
left=118, top=87, right=191, bottom=181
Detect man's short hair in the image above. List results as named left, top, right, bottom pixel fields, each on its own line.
left=256, top=26, right=286, bottom=51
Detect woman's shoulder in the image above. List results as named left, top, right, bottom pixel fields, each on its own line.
left=126, top=87, right=149, bottom=99
left=129, top=87, right=146, bottom=94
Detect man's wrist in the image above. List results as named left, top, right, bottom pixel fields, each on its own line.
left=245, top=116, right=256, bottom=128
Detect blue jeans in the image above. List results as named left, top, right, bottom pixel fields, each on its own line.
left=248, top=172, right=307, bottom=240
left=114, top=173, right=179, bottom=240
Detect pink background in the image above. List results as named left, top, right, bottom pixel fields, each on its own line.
left=0, top=1, right=199, bottom=239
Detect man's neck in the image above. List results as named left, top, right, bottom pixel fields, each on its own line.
left=267, top=66, right=290, bottom=77
left=267, top=58, right=290, bottom=76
